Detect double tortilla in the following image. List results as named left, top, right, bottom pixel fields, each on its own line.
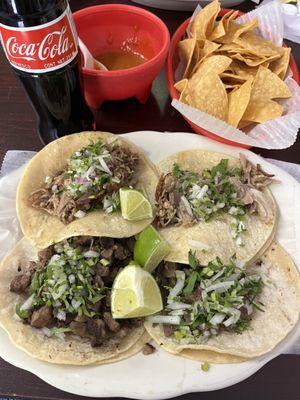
left=0, top=237, right=150, bottom=365
left=16, top=131, right=158, bottom=249
left=157, top=149, right=278, bottom=265
left=145, top=242, right=300, bottom=363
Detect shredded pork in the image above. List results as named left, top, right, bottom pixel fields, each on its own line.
left=29, top=145, right=139, bottom=224
left=155, top=154, right=276, bottom=228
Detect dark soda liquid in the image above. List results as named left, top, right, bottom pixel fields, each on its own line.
left=0, top=0, right=94, bottom=143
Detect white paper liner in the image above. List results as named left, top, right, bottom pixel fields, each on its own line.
left=236, top=1, right=283, bottom=46
left=172, top=1, right=300, bottom=149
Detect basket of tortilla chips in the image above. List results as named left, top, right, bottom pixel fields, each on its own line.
left=165, top=0, right=300, bottom=149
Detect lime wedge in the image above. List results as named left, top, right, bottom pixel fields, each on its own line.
left=111, top=264, right=163, bottom=318
left=134, top=225, right=171, bottom=273
left=119, top=188, right=153, bottom=221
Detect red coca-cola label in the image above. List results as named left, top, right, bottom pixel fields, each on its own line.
left=0, top=5, right=78, bottom=73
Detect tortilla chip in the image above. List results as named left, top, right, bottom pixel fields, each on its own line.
left=191, top=41, right=221, bottom=75
left=224, top=83, right=241, bottom=91
left=231, top=53, right=278, bottom=67
left=243, top=98, right=283, bottom=123
left=193, top=55, right=232, bottom=76
left=221, top=72, right=247, bottom=83
left=185, top=73, right=228, bottom=121
left=178, top=38, right=198, bottom=79
left=234, top=31, right=282, bottom=58
left=269, top=47, right=291, bottom=80
left=190, top=0, right=220, bottom=40
left=174, top=79, right=188, bottom=93
left=230, top=60, right=260, bottom=78
left=223, top=10, right=239, bottom=31
left=251, top=66, right=291, bottom=99
left=216, top=18, right=259, bottom=45
left=209, top=10, right=238, bottom=41
left=228, top=78, right=253, bottom=127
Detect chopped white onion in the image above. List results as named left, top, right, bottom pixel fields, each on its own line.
left=20, top=294, right=35, bottom=311
left=147, top=315, right=181, bottom=325
left=207, top=267, right=226, bottom=283
left=83, top=250, right=100, bottom=258
left=167, top=270, right=185, bottom=303
left=52, top=284, right=68, bottom=300
left=167, top=302, right=191, bottom=310
left=188, top=239, right=210, bottom=252
left=169, top=309, right=185, bottom=316
left=209, top=313, right=226, bottom=326
left=223, top=308, right=241, bottom=327
left=71, top=299, right=81, bottom=310
left=56, top=310, right=66, bottom=321
left=98, top=155, right=112, bottom=174
left=245, top=301, right=253, bottom=315
left=180, top=196, right=194, bottom=217
left=56, top=332, right=66, bottom=340
left=205, top=281, right=235, bottom=294
left=42, top=327, right=52, bottom=337
left=74, top=210, right=86, bottom=219
left=236, top=236, right=243, bottom=246
left=193, top=184, right=208, bottom=200
left=85, top=165, right=95, bottom=180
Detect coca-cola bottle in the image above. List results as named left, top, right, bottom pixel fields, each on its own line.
left=0, top=0, right=94, bottom=143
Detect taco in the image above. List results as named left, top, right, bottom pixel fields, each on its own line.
left=155, top=150, right=277, bottom=264
left=17, top=131, right=158, bottom=248
left=145, top=243, right=300, bottom=363
left=0, top=235, right=150, bottom=365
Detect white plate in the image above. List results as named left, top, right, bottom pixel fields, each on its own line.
left=131, top=1, right=245, bottom=11
left=0, top=131, right=299, bottom=398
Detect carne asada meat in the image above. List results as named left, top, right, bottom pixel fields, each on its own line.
left=11, top=236, right=141, bottom=347
left=142, top=343, right=156, bottom=355
left=30, top=305, right=53, bottom=328
left=10, top=261, right=38, bottom=294
left=29, top=140, right=139, bottom=224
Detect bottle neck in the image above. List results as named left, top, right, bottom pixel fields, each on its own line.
left=0, top=0, right=68, bottom=27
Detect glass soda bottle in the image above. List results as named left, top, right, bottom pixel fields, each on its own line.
left=0, top=0, right=94, bottom=143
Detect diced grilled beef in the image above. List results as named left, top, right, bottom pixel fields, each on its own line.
left=163, top=325, right=175, bottom=337
left=100, top=248, right=114, bottom=260
left=10, top=261, right=38, bottom=294
left=95, top=264, right=110, bottom=277
left=162, top=262, right=177, bottom=278
left=87, top=319, right=107, bottom=347
left=70, top=321, right=88, bottom=337
left=30, top=305, right=53, bottom=328
left=103, top=312, right=120, bottom=332
left=38, top=245, right=54, bottom=267
left=92, top=274, right=104, bottom=288
left=73, top=236, right=93, bottom=246
left=185, top=287, right=202, bottom=303
left=142, top=343, right=156, bottom=355
left=99, top=237, right=114, bottom=248
left=113, top=242, right=130, bottom=260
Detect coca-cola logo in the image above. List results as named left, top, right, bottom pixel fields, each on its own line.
left=0, top=5, right=78, bottom=73
left=5, top=26, right=73, bottom=62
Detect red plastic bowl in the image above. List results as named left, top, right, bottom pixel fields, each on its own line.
left=74, top=4, right=170, bottom=109
left=166, top=8, right=300, bottom=149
